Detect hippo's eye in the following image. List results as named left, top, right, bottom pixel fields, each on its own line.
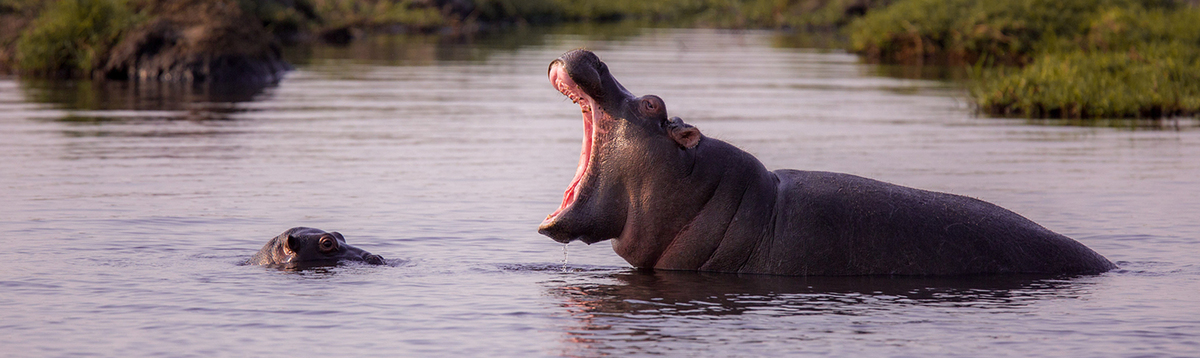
left=318, top=237, right=338, bottom=253
left=641, top=98, right=658, bottom=113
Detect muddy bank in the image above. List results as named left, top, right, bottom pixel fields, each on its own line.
left=105, top=0, right=290, bottom=83
left=3, top=0, right=290, bottom=83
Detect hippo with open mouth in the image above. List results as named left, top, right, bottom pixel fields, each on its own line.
left=247, top=227, right=385, bottom=268
left=538, top=49, right=1115, bottom=276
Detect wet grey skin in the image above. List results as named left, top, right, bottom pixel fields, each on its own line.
left=538, top=49, right=1116, bottom=276
left=247, top=227, right=385, bottom=268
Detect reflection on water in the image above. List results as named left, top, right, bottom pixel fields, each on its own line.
left=554, top=270, right=1081, bottom=317
left=18, top=79, right=272, bottom=114
left=545, top=270, right=1108, bottom=356
left=556, top=271, right=1084, bottom=336
left=1022, top=116, right=1200, bottom=130
left=870, top=63, right=971, bottom=81
left=15, top=78, right=275, bottom=126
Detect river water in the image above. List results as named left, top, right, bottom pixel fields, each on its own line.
left=1, top=28, right=1198, bottom=357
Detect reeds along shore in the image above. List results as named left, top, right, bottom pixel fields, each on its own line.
left=4, top=0, right=1198, bottom=119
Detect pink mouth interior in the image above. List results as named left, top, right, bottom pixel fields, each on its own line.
left=545, top=64, right=602, bottom=223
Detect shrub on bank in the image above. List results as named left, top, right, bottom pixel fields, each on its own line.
left=14, top=0, right=140, bottom=76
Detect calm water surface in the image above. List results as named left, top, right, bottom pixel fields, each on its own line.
left=1, top=28, right=1198, bottom=357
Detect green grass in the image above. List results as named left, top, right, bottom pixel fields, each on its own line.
left=849, top=0, right=1200, bottom=119
left=15, top=0, right=140, bottom=76
left=972, top=44, right=1200, bottom=118
left=846, top=0, right=1182, bottom=65
left=970, top=4, right=1200, bottom=118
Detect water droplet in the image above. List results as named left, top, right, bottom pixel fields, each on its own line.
left=562, top=243, right=569, bottom=271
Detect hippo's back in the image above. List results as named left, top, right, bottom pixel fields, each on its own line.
left=749, top=170, right=1115, bottom=276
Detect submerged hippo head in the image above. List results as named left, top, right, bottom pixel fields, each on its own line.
left=540, top=49, right=718, bottom=267
left=247, top=227, right=385, bottom=268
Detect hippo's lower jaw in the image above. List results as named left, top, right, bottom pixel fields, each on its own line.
left=537, top=226, right=605, bottom=245
left=539, top=212, right=604, bottom=244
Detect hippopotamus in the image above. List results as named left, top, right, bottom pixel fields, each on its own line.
left=537, top=49, right=1116, bottom=276
left=247, top=227, right=385, bottom=267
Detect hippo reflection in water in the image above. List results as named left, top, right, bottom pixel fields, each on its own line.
left=247, top=227, right=385, bottom=268
left=538, top=49, right=1115, bottom=276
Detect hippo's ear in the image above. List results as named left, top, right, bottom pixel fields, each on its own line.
left=667, top=117, right=701, bottom=149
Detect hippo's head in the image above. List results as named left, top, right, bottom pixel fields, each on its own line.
left=248, top=227, right=385, bottom=268
left=539, top=49, right=712, bottom=267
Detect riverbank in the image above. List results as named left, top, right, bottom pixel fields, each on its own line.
left=4, top=0, right=1197, bottom=119
left=2, top=0, right=289, bottom=83
left=0, top=0, right=883, bottom=78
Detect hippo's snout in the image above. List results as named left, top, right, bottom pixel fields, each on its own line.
left=341, top=244, right=386, bottom=265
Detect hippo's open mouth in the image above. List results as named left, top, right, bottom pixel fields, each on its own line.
left=541, top=60, right=610, bottom=238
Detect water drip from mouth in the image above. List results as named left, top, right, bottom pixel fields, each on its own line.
left=562, top=243, right=569, bottom=271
